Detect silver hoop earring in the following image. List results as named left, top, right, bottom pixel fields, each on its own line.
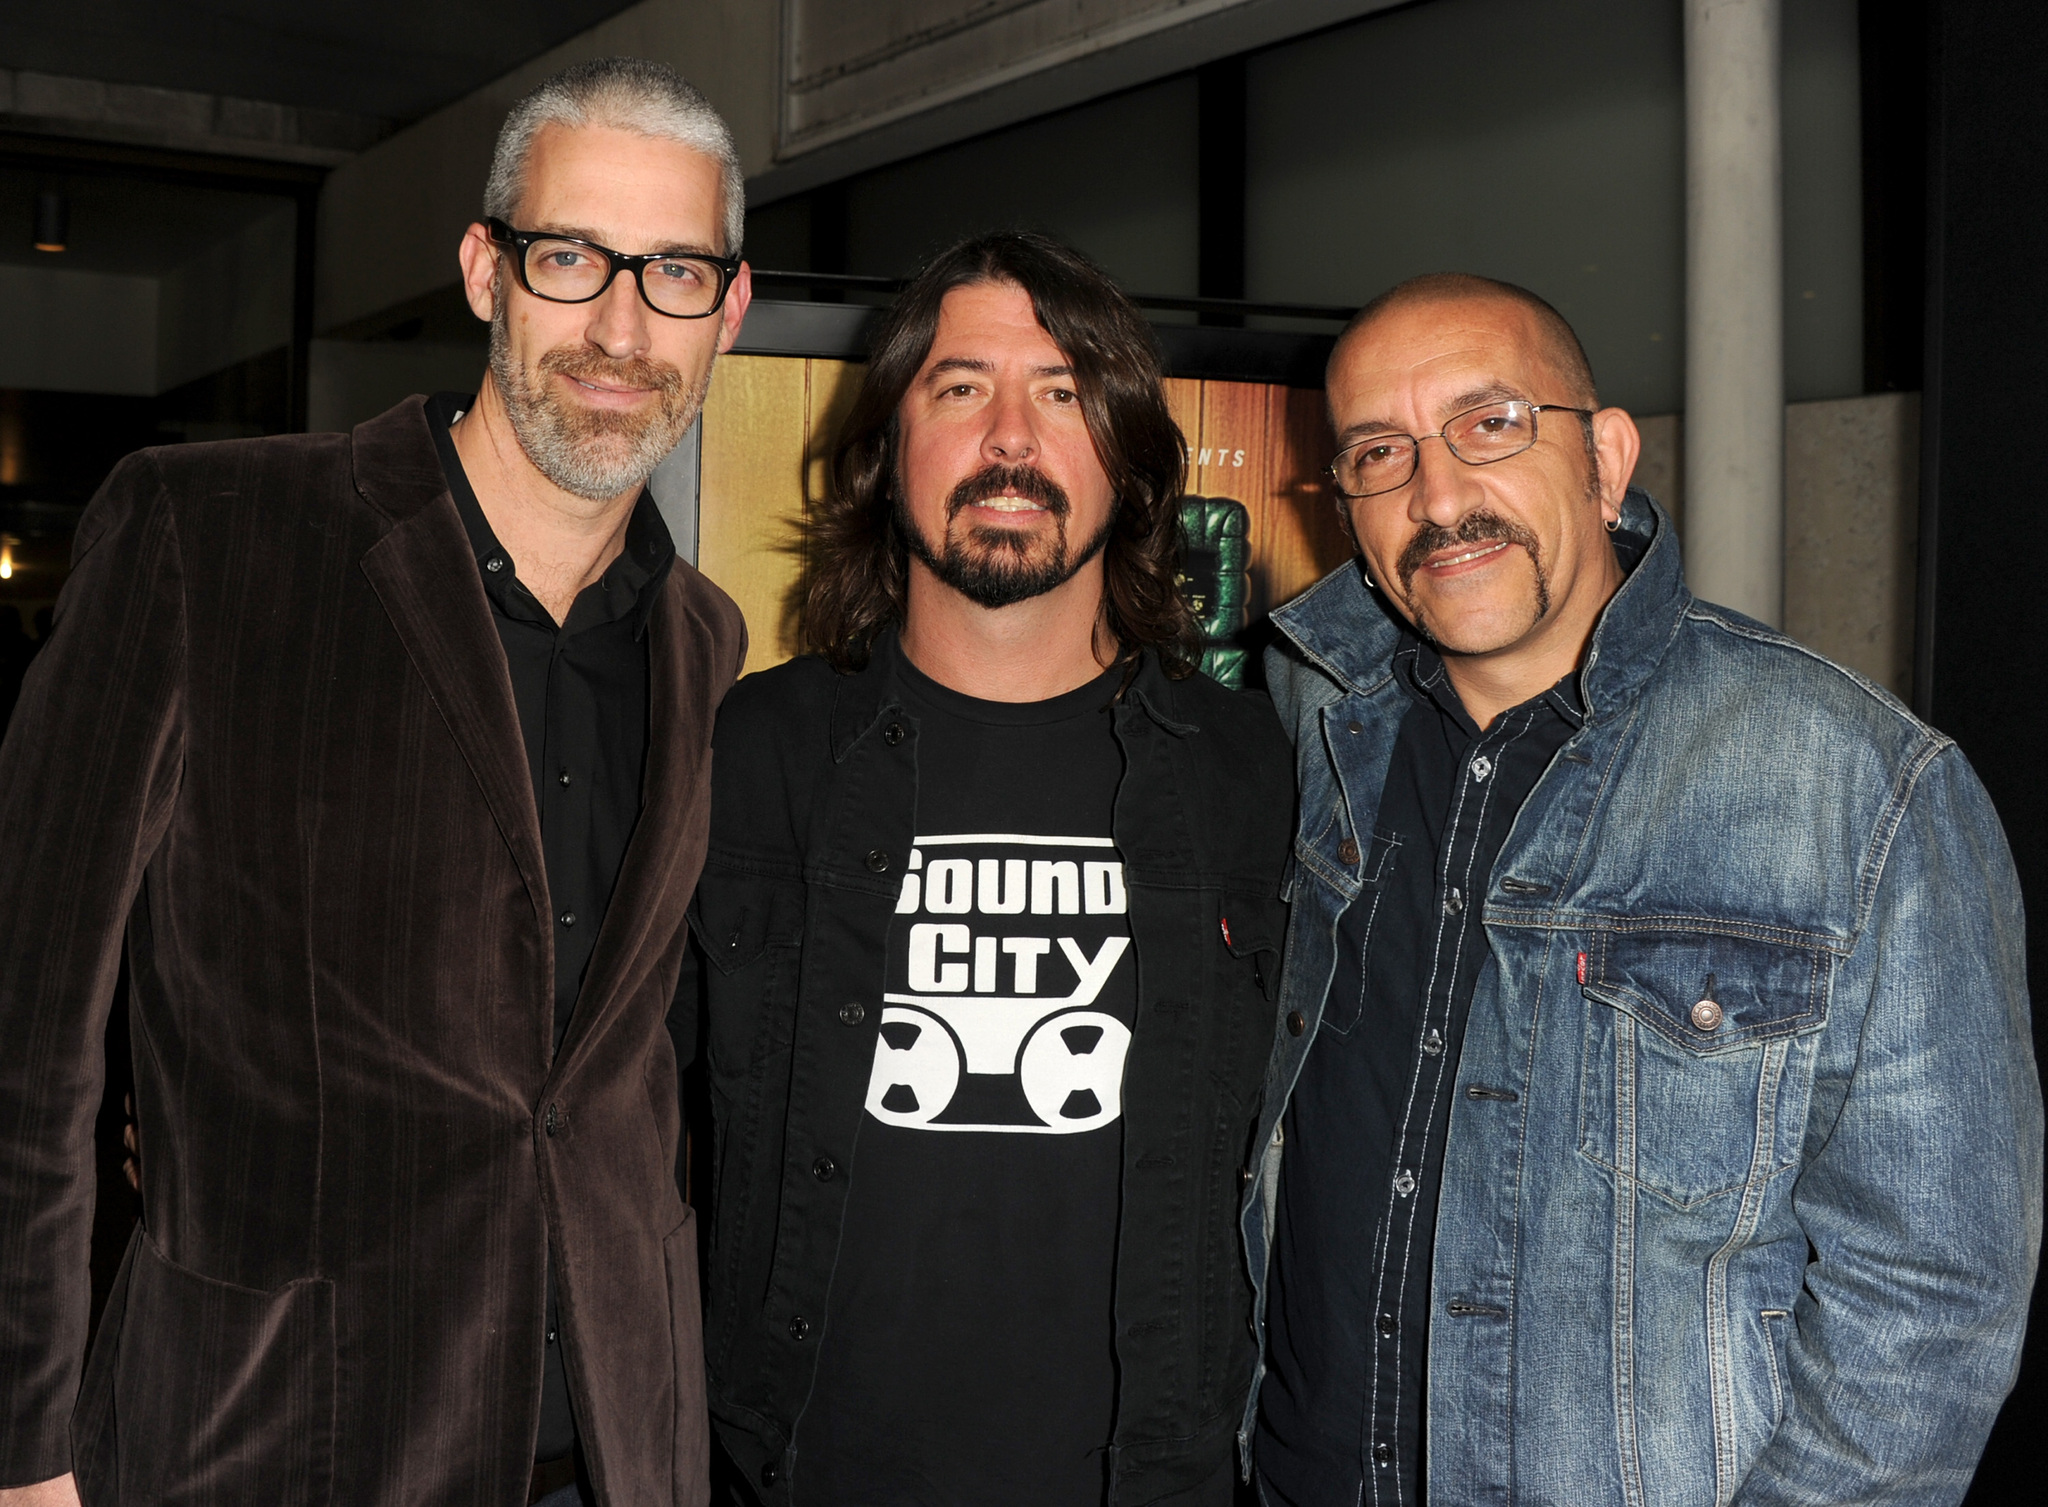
left=1605, top=516, right=1620, bottom=533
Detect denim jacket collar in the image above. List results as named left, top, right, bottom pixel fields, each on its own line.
left=1270, top=486, right=1687, bottom=725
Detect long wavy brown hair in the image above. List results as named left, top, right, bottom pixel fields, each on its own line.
left=803, top=230, right=1199, bottom=676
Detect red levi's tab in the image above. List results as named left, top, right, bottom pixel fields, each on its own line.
left=1220, top=917, right=1233, bottom=947
left=1577, top=951, right=1587, bottom=985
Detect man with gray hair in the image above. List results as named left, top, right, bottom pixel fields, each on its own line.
left=0, top=58, right=749, bottom=1507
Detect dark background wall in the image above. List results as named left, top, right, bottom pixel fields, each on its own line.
left=1920, top=0, right=2048, bottom=1499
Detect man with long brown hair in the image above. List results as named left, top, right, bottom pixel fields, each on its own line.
left=675, top=231, right=1294, bottom=1505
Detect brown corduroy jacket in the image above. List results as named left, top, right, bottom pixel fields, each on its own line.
left=0, top=397, right=743, bottom=1506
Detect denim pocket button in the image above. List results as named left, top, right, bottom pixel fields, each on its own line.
left=1691, top=999, right=1725, bottom=1031
left=1338, top=838, right=1360, bottom=865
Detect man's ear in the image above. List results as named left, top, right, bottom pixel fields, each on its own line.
left=716, top=262, right=753, bottom=355
left=456, top=222, right=500, bottom=323
left=1590, top=407, right=1642, bottom=526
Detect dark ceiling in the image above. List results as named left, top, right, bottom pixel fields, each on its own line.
left=1, top=1, right=650, bottom=123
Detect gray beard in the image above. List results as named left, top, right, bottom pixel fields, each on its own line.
left=487, top=307, right=711, bottom=502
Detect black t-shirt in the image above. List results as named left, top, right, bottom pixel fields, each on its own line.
left=795, top=641, right=1135, bottom=1507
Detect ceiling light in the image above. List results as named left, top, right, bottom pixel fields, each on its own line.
left=33, top=192, right=67, bottom=253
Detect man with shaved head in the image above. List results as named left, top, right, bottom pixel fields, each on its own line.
left=1238, top=273, right=2039, bottom=1505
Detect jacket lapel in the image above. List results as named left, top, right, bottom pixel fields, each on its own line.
left=351, top=400, right=551, bottom=929
left=551, top=569, right=716, bottom=1068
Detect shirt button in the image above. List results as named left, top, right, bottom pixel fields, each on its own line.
left=1444, top=888, right=1464, bottom=915
left=1374, top=1442, right=1394, bottom=1467
left=1338, top=838, right=1360, bottom=865
left=1691, top=999, right=1725, bottom=1031
left=838, top=1001, right=866, bottom=1026
left=865, top=849, right=891, bottom=873
left=812, top=1155, right=837, bottom=1181
left=882, top=722, right=907, bottom=746
left=1392, top=1167, right=1417, bottom=1197
left=1421, top=1027, right=1444, bottom=1056
left=544, top=1103, right=561, bottom=1137
left=1347, top=720, right=1363, bottom=735
left=761, top=1462, right=779, bottom=1488
left=1286, top=1010, right=1307, bottom=1037
left=485, top=556, right=506, bottom=573
left=788, top=1315, right=812, bottom=1341
left=558, top=769, right=571, bottom=786
left=1377, top=1313, right=1397, bottom=1337
left=1470, top=754, right=1494, bottom=782
left=559, top=911, right=576, bottom=927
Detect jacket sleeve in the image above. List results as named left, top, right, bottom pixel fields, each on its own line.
left=1732, top=743, right=2043, bottom=1506
left=0, top=452, right=187, bottom=1484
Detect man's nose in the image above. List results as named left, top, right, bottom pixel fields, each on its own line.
left=1407, top=433, right=1480, bottom=528
left=582, top=270, right=652, bottom=360
left=981, top=385, right=1038, bottom=465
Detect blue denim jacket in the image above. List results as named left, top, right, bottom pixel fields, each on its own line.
left=1240, top=488, right=2043, bottom=1505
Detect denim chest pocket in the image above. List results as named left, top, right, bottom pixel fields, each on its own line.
left=1318, top=830, right=1400, bottom=1036
left=1577, top=926, right=1832, bottom=1208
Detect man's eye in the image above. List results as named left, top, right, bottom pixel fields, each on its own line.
left=1046, top=388, right=1077, bottom=404
left=544, top=250, right=587, bottom=269
left=651, top=260, right=704, bottom=284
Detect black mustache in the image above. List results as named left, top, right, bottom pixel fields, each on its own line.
left=1396, top=510, right=1540, bottom=586
left=946, top=464, right=1071, bottom=519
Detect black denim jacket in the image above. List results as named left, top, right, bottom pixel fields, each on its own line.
left=677, top=636, right=1296, bottom=1504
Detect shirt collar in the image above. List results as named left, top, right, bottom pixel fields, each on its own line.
left=1392, top=632, right=1584, bottom=739
left=425, top=391, right=675, bottom=638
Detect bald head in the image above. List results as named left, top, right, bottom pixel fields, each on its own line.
left=1332, top=273, right=1597, bottom=410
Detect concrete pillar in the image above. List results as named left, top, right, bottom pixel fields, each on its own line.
left=1683, top=0, right=1784, bottom=624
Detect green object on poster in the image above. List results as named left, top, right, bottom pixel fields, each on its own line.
left=1178, top=496, right=1251, bottom=688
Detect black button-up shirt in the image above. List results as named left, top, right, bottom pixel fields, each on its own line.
left=427, top=394, right=672, bottom=1049
left=1258, top=635, right=1581, bottom=1507
left=426, top=393, right=673, bottom=1463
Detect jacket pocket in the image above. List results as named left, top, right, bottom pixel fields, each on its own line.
left=665, top=1211, right=712, bottom=1507
left=1577, top=926, right=1831, bottom=1208
left=100, top=1232, right=335, bottom=1507
left=691, top=873, right=805, bottom=1076
left=1220, top=890, right=1290, bottom=1005
left=1314, top=829, right=1400, bottom=1036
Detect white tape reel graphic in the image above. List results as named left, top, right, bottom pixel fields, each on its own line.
left=864, top=1006, right=964, bottom=1127
left=1018, top=1010, right=1131, bottom=1133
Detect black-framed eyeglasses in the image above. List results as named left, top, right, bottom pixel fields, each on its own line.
left=1327, top=399, right=1593, bottom=499
left=486, top=217, right=740, bottom=319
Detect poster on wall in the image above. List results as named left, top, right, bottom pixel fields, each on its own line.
left=694, top=348, right=1353, bottom=683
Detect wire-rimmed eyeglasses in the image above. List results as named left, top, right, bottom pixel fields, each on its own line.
left=1327, top=399, right=1593, bottom=499
left=486, top=218, right=740, bottom=319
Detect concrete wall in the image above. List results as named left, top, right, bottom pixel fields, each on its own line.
left=1633, top=391, right=1918, bottom=699
left=1247, top=0, right=1862, bottom=416
left=0, top=262, right=158, bottom=395
left=313, top=0, right=779, bottom=337
left=843, top=74, right=1201, bottom=292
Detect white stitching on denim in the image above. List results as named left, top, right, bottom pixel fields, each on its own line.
left=1613, top=1011, right=1645, bottom=1507
left=1705, top=1036, right=1788, bottom=1504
